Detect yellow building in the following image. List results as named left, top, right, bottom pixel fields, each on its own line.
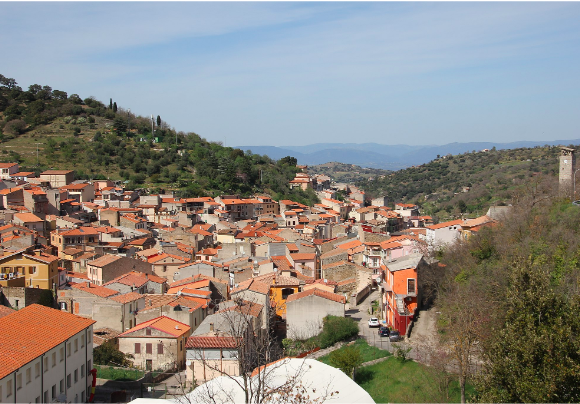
left=255, top=272, right=301, bottom=318
left=0, top=249, right=59, bottom=289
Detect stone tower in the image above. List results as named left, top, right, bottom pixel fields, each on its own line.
left=559, top=147, right=576, bottom=198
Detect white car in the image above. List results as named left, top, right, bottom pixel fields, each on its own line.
left=368, top=317, right=380, bottom=327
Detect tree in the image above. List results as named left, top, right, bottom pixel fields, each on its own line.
left=477, top=260, right=580, bottom=402
left=93, top=341, right=133, bottom=367
left=157, top=115, right=161, bottom=127
left=182, top=298, right=340, bottom=404
left=113, top=102, right=117, bottom=113
left=328, top=344, right=362, bottom=379
left=109, top=98, right=113, bottom=109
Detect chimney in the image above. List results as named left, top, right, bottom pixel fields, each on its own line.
left=86, top=281, right=91, bottom=287
left=210, top=323, right=214, bottom=332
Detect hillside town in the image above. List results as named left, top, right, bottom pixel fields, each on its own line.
left=0, top=162, right=507, bottom=403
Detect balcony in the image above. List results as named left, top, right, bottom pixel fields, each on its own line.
left=0, top=272, right=26, bottom=287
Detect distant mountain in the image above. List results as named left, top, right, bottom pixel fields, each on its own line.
left=237, top=139, right=580, bottom=170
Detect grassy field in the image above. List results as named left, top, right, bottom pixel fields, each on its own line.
left=318, top=338, right=390, bottom=365
left=318, top=339, right=475, bottom=403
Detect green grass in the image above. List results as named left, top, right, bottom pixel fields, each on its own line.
left=318, top=338, right=390, bottom=366
left=319, top=339, right=476, bottom=403
left=95, top=365, right=144, bottom=381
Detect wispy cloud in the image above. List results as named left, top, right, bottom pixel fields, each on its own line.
left=1, top=2, right=579, bottom=145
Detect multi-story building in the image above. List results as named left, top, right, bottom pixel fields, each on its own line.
left=0, top=248, right=59, bottom=290
left=0, top=304, right=95, bottom=404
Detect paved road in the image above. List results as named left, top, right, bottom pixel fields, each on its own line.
left=351, top=289, right=439, bottom=365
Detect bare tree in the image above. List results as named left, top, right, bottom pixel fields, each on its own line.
left=178, top=297, right=340, bottom=404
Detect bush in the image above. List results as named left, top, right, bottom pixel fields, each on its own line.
left=316, top=316, right=359, bottom=349
left=3, top=119, right=27, bottom=136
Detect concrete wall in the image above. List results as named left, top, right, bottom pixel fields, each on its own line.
left=286, top=295, right=345, bottom=339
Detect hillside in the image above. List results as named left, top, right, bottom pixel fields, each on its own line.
left=0, top=74, right=318, bottom=205
left=307, top=162, right=391, bottom=183
left=236, top=139, right=580, bottom=170
left=357, top=146, right=570, bottom=220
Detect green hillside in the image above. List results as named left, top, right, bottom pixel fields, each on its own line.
left=0, top=74, right=318, bottom=205
left=358, top=146, right=570, bottom=220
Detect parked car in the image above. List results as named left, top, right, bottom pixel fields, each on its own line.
left=378, top=327, right=390, bottom=337
left=368, top=317, right=380, bottom=327
left=389, top=330, right=402, bottom=342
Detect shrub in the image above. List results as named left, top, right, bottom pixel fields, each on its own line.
left=316, top=316, right=359, bottom=349
left=3, top=119, right=27, bottom=136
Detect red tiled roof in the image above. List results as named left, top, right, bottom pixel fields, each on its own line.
left=286, top=288, right=346, bottom=304
left=109, top=292, right=143, bottom=304
left=118, top=316, right=190, bottom=338
left=232, top=278, right=270, bottom=295
left=0, top=305, right=95, bottom=379
left=427, top=219, right=463, bottom=230
left=71, top=282, right=119, bottom=298
left=88, top=254, right=122, bottom=267
left=186, top=336, right=240, bottom=349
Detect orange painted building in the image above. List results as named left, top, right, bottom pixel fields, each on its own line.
left=380, top=253, right=424, bottom=336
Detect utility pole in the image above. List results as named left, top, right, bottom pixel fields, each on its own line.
left=35, top=142, right=41, bottom=166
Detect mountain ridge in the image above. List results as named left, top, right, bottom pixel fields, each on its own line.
left=237, top=139, right=580, bottom=169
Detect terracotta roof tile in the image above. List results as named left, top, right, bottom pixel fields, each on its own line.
left=0, top=305, right=95, bottom=379
left=71, top=282, right=119, bottom=298
left=186, top=336, right=240, bottom=349
left=108, top=291, right=143, bottom=304
left=286, top=288, right=346, bottom=304
left=118, top=316, right=190, bottom=338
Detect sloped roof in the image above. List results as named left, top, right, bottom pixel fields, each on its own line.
left=71, top=282, right=119, bottom=298
left=0, top=305, right=95, bottom=379
left=286, top=288, right=346, bottom=304
left=118, top=316, right=190, bottom=338
left=108, top=291, right=143, bottom=304
left=186, top=336, right=240, bottom=349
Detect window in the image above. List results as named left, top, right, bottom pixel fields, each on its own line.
left=81, top=364, right=85, bottom=378
left=59, top=347, right=64, bottom=362
left=67, top=342, right=71, bottom=357
left=7, top=381, right=12, bottom=397
left=82, top=391, right=85, bottom=403
left=36, top=396, right=40, bottom=403
left=87, top=332, right=92, bottom=344
left=67, top=374, right=71, bottom=389
left=44, top=390, right=49, bottom=403
left=74, top=369, right=78, bottom=384
left=407, top=279, right=416, bottom=295
left=146, top=328, right=151, bottom=336
left=26, top=367, right=31, bottom=384
left=146, top=343, right=152, bottom=354
left=35, top=362, right=40, bottom=378
left=81, top=335, right=85, bottom=348
left=59, top=379, right=64, bottom=394
left=134, top=343, right=141, bottom=354
left=52, top=352, right=57, bottom=367
left=43, top=357, right=48, bottom=372
left=157, top=344, right=164, bottom=354
left=87, top=360, right=91, bottom=375
left=179, top=340, right=183, bottom=350
left=17, top=373, right=22, bottom=390
left=74, top=339, right=78, bottom=352
left=52, top=384, right=56, bottom=400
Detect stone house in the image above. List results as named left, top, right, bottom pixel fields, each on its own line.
left=118, top=316, right=191, bottom=371
left=87, top=255, right=153, bottom=286
left=58, top=282, right=144, bottom=332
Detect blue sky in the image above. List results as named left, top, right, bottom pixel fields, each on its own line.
left=1, top=2, right=579, bottom=147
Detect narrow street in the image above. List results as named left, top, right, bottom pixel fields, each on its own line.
left=350, top=289, right=440, bottom=365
